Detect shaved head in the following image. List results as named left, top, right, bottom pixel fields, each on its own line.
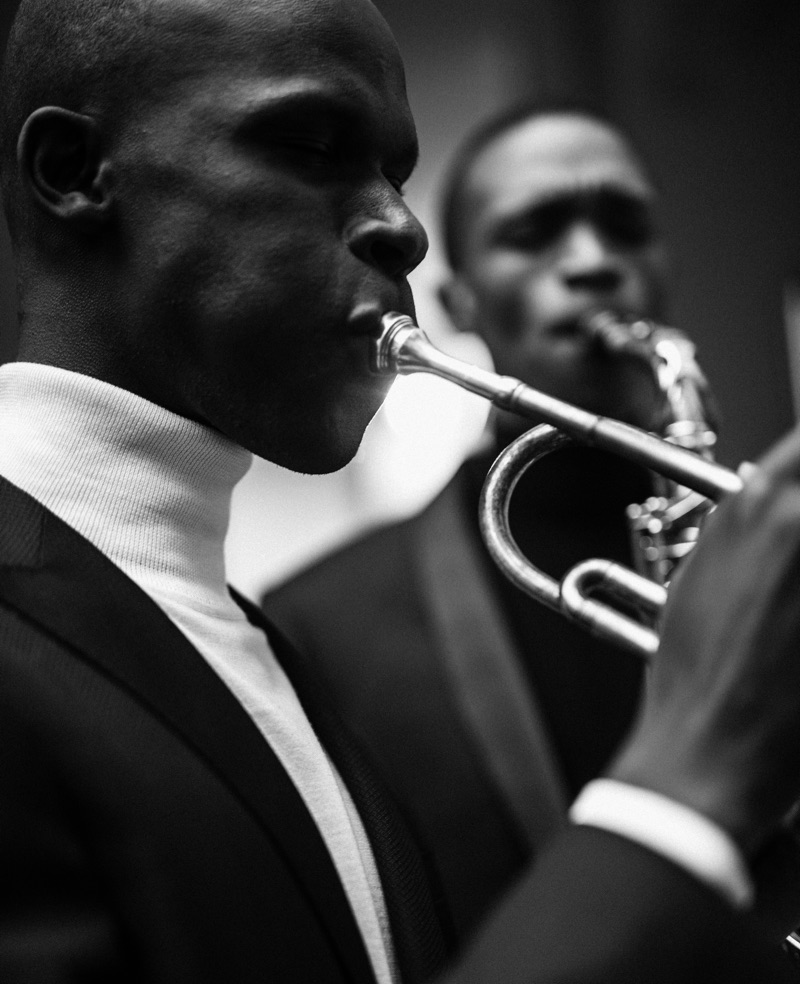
left=1, top=0, right=398, bottom=244
left=0, top=0, right=424, bottom=471
left=1, top=0, right=151, bottom=240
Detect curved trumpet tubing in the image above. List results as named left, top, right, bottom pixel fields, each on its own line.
left=371, top=312, right=743, bottom=658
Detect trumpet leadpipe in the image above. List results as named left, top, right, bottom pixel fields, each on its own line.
left=372, top=312, right=742, bottom=501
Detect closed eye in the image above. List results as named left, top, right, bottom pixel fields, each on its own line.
left=270, top=133, right=338, bottom=165
left=235, top=110, right=340, bottom=170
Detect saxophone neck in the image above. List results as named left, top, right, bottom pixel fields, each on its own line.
left=580, top=311, right=721, bottom=587
left=582, top=310, right=719, bottom=453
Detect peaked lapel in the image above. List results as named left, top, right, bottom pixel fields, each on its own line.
left=0, top=477, right=376, bottom=984
left=413, top=473, right=569, bottom=848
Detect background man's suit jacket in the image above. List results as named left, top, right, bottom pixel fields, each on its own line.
left=0, top=475, right=793, bottom=983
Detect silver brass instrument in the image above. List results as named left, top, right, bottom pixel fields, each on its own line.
left=372, top=313, right=800, bottom=961
left=370, top=311, right=743, bottom=659
left=586, top=310, right=718, bottom=587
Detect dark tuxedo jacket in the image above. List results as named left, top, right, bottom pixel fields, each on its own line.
left=0, top=475, right=793, bottom=983
left=0, top=475, right=448, bottom=983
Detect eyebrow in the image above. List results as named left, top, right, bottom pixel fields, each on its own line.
left=521, top=183, right=656, bottom=210
left=491, top=183, right=655, bottom=225
left=236, top=83, right=420, bottom=174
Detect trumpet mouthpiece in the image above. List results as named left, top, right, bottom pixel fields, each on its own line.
left=370, top=312, right=419, bottom=374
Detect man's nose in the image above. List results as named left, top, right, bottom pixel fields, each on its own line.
left=558, top=223, right=624, bottom=292
left=346, top=202, right=429, bottom=279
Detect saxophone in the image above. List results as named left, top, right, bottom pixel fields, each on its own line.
left=583, top=311, right=719, bottom=587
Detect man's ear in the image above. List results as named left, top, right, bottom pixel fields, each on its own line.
left=438, top=275, right=478, bottom=333
left=18, top=107, right=112, bottom=230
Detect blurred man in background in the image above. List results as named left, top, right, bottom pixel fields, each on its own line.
left=262, top=103, right=706, bottom=940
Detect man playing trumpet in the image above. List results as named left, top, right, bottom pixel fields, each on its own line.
left=1, top=0, right=800, bottom=980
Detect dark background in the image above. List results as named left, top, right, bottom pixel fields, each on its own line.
left=2, top=0, right=799, bottom=467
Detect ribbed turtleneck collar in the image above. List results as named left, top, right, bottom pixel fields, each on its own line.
left=0, top=362, right=252, bottom=611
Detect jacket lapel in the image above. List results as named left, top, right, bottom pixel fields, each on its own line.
left=234, top=592, right=452, bottom=984
left=413, top=473, right=569, bottom=847
left=0, top=477, right=375, bottom=984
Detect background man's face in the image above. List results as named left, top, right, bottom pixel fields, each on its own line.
left=454, top=114, right=669, bottom=428
left=111, top=0, right=426, bottom=472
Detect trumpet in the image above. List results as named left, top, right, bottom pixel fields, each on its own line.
left=370, top=311, right=743, bottom=659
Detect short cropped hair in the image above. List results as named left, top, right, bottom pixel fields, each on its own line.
left=0, top=0, right=163, bottom=241
left=439, top=99, right=628, bottom=272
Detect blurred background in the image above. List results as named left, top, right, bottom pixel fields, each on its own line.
left=1, top=0, right=799, bottom=599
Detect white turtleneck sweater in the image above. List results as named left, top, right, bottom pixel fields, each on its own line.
left=0, top=361, right=397, bottom=984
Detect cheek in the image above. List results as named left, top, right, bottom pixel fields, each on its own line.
left=137, top=173, right=342, bottom=314
left=183, top=229, right=342, bottom=359
left=210, top=222, right=333, bottom=299
left=625, top=252, right=670, bottom=309
left=472, top=257, right=549, bottom=337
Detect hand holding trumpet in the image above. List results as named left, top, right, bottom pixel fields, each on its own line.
left=610, top=426, right=800, bottom=857
left=609, top=425, right=800, bottom=939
